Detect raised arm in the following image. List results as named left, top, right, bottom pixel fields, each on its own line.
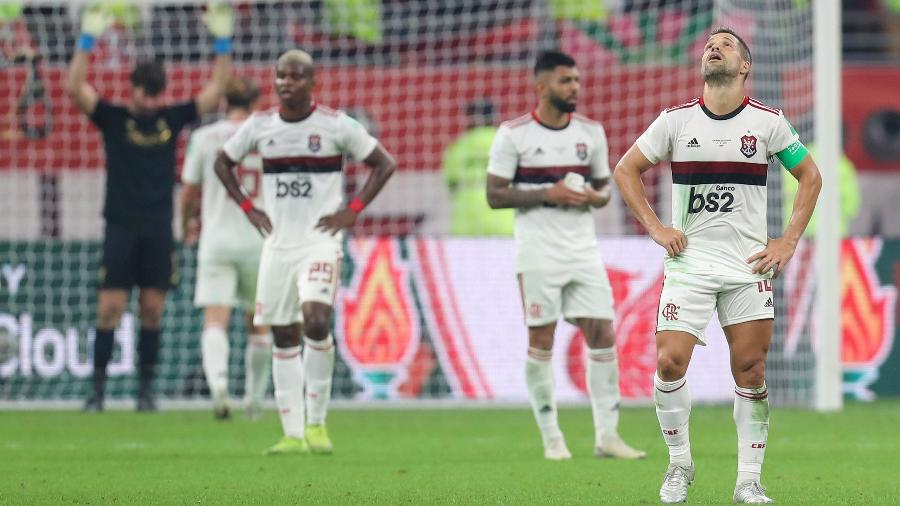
left=614, top=144, right=686, bottom=257
left=66, top=6, right=113, bottom=116
left=195, top=3, right=234, bottom=115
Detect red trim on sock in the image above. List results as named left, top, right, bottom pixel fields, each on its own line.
left=655, top=380, right=686, bottom=394
left=306, top=341, right=334, bottom=352
left=527, top=351, right=552, bottom=361
left=735, top=389, right=768, bottom=400
left=274, top=351, right=300, bottom=360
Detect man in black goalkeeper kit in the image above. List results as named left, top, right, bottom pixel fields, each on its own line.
left=66, top=4, right=233, bottom=411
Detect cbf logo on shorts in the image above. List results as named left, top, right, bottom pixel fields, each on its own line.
left=662, top=302, right=680, bottom=321
left=308, top=134, right=321, bottom=152
left=576, top=142, right=588, bottom=161
left=740, top=134, right=758, bottom=158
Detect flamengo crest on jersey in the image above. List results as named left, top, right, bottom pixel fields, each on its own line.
left=222, top=103, right=377, bottom=250
left=487, top=112, right=611, bottom=272
left=635, top=96, right=801, bottom=281
left=182, top=119, right=263, bottom=261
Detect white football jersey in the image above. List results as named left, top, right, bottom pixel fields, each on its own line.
left=222, top=104, right=377, bottom=250
left=636, top=96, right=803, bottom=281
left=488, top=112, right=611, bottom=272
left=182, top=118, right=263, bottom=261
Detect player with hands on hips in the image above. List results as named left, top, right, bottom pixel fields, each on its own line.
left=214, top=49, right=396, bottom=456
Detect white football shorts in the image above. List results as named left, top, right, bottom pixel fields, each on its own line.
left=194, top=253, right=261, bottom=309
left=254, top=242, right=342, bottom=326
left=656, top=270, right=775, bottom=345
left=518, top=261, right=614, bottom=327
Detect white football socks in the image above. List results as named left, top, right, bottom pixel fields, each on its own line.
left=201, top=326, right=229, bottom=406
left=734, top=383, right=769, bottom=485
left=303, top=335, right=335, bottom=426
left=654, top=373, right=693, bottom=467
left=244, top=332, right=272, bottom=407
left=272, top=345, right=305, bottom=439
left=587, top=346, right=621, bottom=444
left=525, top=347, right=562, bottom=446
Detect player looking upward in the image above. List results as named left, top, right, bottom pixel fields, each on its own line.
left=214, top=49, right=396, bottom=455
left=614, top=28, right=822, bottom=504
left=486, top=51, right=645, bottom=461
left=180, top=76, right=271, bottom=421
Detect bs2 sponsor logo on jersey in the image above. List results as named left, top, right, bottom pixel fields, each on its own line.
left=275, top=176, right=312, bottom=198
left=688, top=186, right=735, bottom=213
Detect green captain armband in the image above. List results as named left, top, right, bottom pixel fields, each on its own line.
left=775, top=140, right=808, bottom=170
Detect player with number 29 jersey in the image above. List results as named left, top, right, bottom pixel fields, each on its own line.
left=222, top=103, right=377, bottom=250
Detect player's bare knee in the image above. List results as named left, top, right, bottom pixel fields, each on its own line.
left=97, top=306, right=124, bottom=330
left=303, top=318, right=329, bottom=341
left=272, top=326, right=301, bottom=348
left=733, top=358, right=766, bottom=388
left=527, top=326, right=555, bottom=350
left=584, top=322, right=615, bottom=349
left=138, top=306, right=163, bottom=329
left=656, top=353, right=689, bottom=380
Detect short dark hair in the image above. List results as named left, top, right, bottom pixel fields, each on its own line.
left=710, top=27, right=752, bottom=65
left=225, top=76, right=261, bottom=109
left=534, top=50, right=576, bottom=75
left=130, top=60, right=166, bottom=96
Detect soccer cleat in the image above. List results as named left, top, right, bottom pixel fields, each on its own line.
left=543, top=437, right=572, bottom=461
left=136, top=390, right=158, bottom=412
left=659, top=462, right=694, bottom=504
left=82, top=393, right=104, bottom=412
left=733, top=480, right=774, bottom=504
left=305, top=425, right=333, bottom=454
left=213, top=403, right=231, bottom=421
left=263, top=436, right=308, bottom=456
left=594, top=434, right=647, bottom=460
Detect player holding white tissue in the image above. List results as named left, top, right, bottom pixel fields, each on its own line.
left=486, top=50, right=645, bottom=461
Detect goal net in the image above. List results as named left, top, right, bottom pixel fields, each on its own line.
left=0, top=0, right=827, bottom=407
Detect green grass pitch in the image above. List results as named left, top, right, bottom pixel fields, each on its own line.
left=2, top=400, right=899, bottom=504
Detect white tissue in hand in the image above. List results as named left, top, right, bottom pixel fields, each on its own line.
left=563, top=172, right=585, bottom=193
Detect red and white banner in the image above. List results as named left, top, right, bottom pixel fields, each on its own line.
left=336, top=237, right=736, bottom=402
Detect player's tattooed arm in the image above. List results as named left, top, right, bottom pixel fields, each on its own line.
left=213, top=151, right=272, bottom=236
left=486, top=174, right=587, bottom=209
left=584, top=177, right=612, bottom=208
left=317, top=144, right=397, bottom=235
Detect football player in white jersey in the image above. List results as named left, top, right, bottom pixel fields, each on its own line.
left=615, top=28, right=822, bottom=504
left=213, top=50, right=396, bottom=456
left=486, top=51, right=645, bottom=462
left=180, top=76, right=271, bottom=421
